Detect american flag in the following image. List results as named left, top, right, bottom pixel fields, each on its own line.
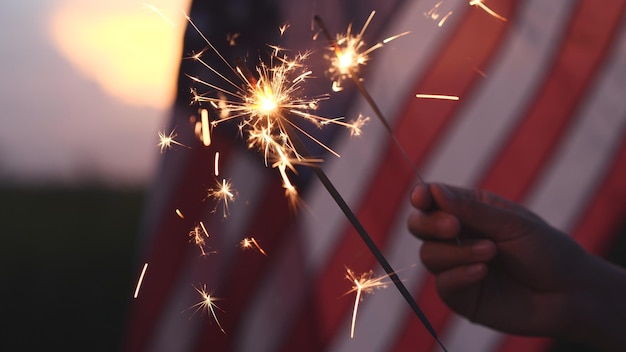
left=125, top=0, right=626, bottom=351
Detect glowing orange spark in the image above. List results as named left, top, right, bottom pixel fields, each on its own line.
left=176, top=208, right=185, bottom=219
left=344, top=268, right=390, bottom=338
left=469, top=0, right=508, bottom=22
left=133, top=262, right=149, bottom=298
left=226, top=32, right=240, bottom=46
left=207, top=178, right=236, bottom=218
left=189, top=222, right=212, bottom=256
left=214, top=151, right=220, bottom=176
left=279, top=23, right=290, bottom=35
left=240, top=237, right=267, bottom=256
left=191, top=285, right=225, bottom=334
left=319, top=11, right=409, bottom=92
left=200, top=108, right=212, bottom=146
left=415, top=94, right=460, bottom=100
left=425, top=2, right=454, bottom=27
left=157, top=129, right=187, bottom=153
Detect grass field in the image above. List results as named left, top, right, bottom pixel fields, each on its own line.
left=0, top=185, right=145, bottom=351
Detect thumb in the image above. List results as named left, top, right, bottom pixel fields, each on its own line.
left=429, top=183, right=542, bottom=242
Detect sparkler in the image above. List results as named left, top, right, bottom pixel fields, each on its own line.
left=186, top=14, right=367, bottom=207
left=314, top=13, right=424, bottom=180
left=183, top=13, right=446, bottom=350
left=191, top=284, right=225, bottom=334
left=344, top=268, right=389, bottom=338
left=315, top=14, right=450, bottom=351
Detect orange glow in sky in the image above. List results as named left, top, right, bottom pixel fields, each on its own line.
left=49, top=1, right=190, bottom=109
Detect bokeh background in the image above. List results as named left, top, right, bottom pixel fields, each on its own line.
left=1, top=1, right=189, bottom=350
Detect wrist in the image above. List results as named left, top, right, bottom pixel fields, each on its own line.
left=566, top=254, right=626, bottom=351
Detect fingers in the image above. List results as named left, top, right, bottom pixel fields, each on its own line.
left=413, top=183, right=542, bottom=242
left=409, top=182, right=433, bottom=211
left=436, top=264, right=488, bottom=295
left=420, top=239, right=497, bottom=274
left=408, top=209, right=460, bottom=241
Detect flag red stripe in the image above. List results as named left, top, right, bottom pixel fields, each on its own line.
left=479, top=0, right=626, bottom=200
left=572, top=129, right=626, bottom=255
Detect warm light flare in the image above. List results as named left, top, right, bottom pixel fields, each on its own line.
left=49, top=1, right=189, bottom=109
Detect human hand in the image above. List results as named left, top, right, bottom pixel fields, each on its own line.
left=407, top=182, right=596, bottom=339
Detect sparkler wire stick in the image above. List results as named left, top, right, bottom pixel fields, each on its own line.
left=284, top=125, right=447, bottom=352
left=314, top=15, right=423, bottom=182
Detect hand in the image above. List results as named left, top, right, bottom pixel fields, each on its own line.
left=407, top=183, right=626, bottom=349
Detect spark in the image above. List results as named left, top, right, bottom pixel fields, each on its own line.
left=176, top=208, right=185, bottom=219
left=207, top=178, right=236, bottom=218
left=226, top=33, right=240, bottom=46
left=424, top=1, right=454, bottom=27
left=415, top=94, right=460, bottom=100
left=240, top=237, right=267, bottom=256
left=186, top=16, right=365, bottom=203
left=317, top=11, right=409, bottom=92
left=191, top=285, right=225, bottom=334
left=279, top=23, right=290, bottom=35
left=157, top=129, right=187, bottom=153
left=344, top=268, right=390, bottom=338
left=189, top=222, right=212, bottom=256
left=214, top=152, right=220, bottom=176
left=133, top=262, right=149, bottom=298
left=469, top=0, right=508, bottom=22
left=200, top=108, right=211, bottom=146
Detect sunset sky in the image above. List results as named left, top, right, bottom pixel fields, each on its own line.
left=0, top=0, right=190, bottom=184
